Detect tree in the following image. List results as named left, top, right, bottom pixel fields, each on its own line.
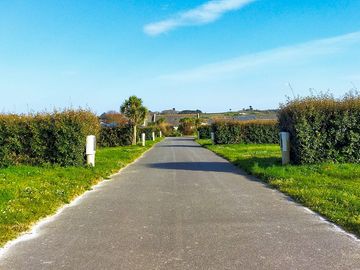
left=120, top=96, right=148, bottom=145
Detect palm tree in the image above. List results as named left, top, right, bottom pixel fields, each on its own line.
left=120, top=96, right=148, bottom=145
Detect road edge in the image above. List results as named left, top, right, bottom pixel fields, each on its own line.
left=0, top=138, right=164, bottom=259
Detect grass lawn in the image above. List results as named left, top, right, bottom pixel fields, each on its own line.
left=0, top=139, right=161, bottom=247
left=197, top=139, right=360, bottom=237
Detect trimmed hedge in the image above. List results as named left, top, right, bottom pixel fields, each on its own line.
left=99, top=124, right=133, bottom=147
left=0, top=110, right=100, bottom=167
left=212, top=120, right=279, bottom=144
left=278, top=94, right=360, bottom=164
left=198, top=125, right=212, bottom=139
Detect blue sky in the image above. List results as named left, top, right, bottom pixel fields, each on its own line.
left=1, top=0, right=360, bottom=114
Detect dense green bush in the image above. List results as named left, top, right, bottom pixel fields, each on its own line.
left=99, top=124, right=133, bottom=147
left=278, top=93, right=360, bottom=164
left=198, top=125, right=212, bottom=139
left=212, top=120, right=279, bottom=144
left=0, top=110, right=100, bottom=167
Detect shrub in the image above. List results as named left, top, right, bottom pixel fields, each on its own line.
left=167, top=129, right=182, bottom=137
left=0, top=110, right=100, bottom=167
left=198, top=125, right=212, bottom=139
left=212, top=120, right=279, bottom=144
left=99, top=124, right=133, bottom=147
left=178, top=118, right=196, bottom=135
left=278, top=93, right=360, bottom=164
left=158, top=123, right=174, bottom=137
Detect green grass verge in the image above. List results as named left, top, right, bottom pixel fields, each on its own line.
left=0, top=139, right=162, bottom=247
left=196, top=139, right=360, bottom=237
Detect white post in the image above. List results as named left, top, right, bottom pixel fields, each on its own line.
left=86, top=135, right=96, bottom=167
left=152, top=131, right=155, bottom=141
left=211, top=132, right=215, bottom=144
left=142, top=133, right=146, bottom=146
left=159, top=131, right=162, bottom=137
left=197, top=131, right=200, bottom=139
left=280, top=132, right=290, bottom=165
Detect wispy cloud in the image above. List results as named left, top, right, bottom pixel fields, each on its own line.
left=159, top=31, right=360, bottom=82
left=144, top=0, right=255, bottom=36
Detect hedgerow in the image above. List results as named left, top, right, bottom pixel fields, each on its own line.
left=0, top=110, right=100, bottom=167
left=212, top=120, right=279, bottom=144
left=99, top=124, right=133, bottom=147
left=198, top=125, right=212, bottom=139
left=278, top=93, right=360, bottom=164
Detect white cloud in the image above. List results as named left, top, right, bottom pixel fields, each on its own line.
left=159, top=31, right=360, bottom=82
left=144, top=0, right=255, bottom=36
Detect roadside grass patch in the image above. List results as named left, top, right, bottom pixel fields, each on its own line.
left=196, top=139, right=360, bottom=237
left=0, top=139, right=161, bottom=247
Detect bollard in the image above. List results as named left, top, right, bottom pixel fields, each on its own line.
left=211, top=132, right=215, bottom=144
left=280, top=132, right=290, bottom=165
left=152, top=131, right=155, bottom=141
left=142, top=133, right=146, bottom=146
left=159, top=131, right=162, bottom=137
left=86, top=135, right=96, bottom=167
left=197, top=131, right=200, bottom=139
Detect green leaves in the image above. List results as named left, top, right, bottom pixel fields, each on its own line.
left=212, top=120, right=279, bottom=145
left=99, top=125, right=134, bottom=147
left=0, top=110, right=100, bottom=167
left=120, top=96, right=148, bottom=126
left=198, top=125, right=212, bottom=139
left=278, top=94, right=360, bottom=164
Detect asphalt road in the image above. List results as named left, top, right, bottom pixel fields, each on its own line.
left=0, top=137, right=359, bottom=269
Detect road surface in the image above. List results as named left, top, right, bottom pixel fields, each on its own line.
left=0, top=137, right=359, bottom=269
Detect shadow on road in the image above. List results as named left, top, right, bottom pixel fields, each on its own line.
left=164, top=138, right=195, bottom=142
left=158, top=145, right=201, bottom=148
left=147, top=162, right=238, bottom=173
